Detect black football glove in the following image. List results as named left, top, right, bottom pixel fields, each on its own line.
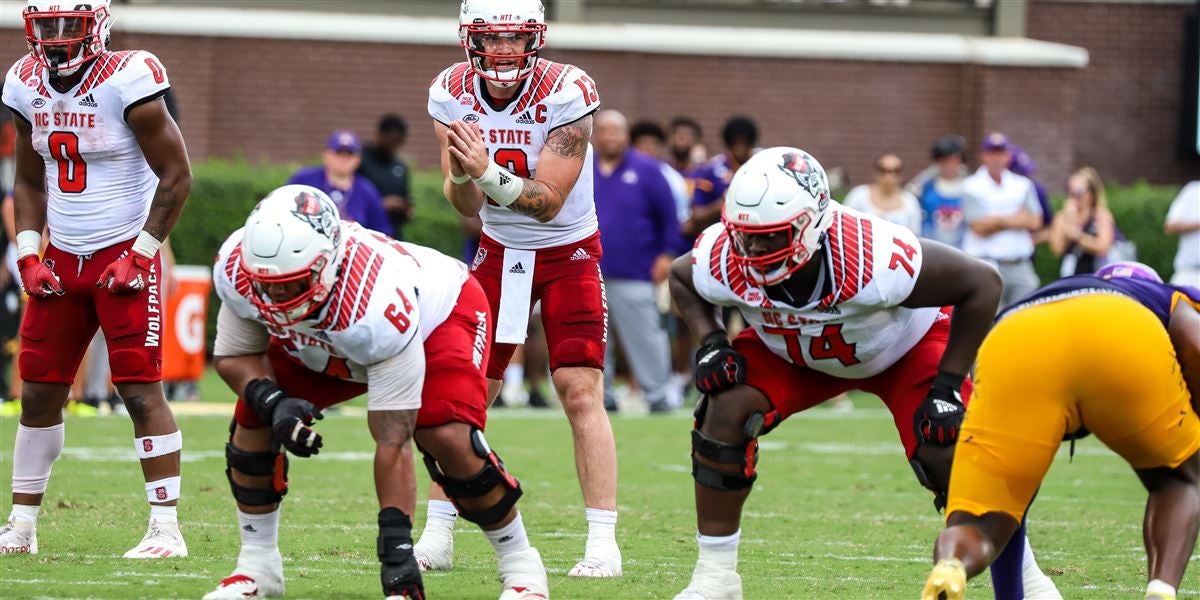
left=244, top=378, right=325, bottom=457
left=694, top=332, right=747, bottom=394
left=913, top=372, right=966, bottom=447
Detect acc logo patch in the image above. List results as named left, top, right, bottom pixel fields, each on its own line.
left=464, top=113, right=480, bottom=123
left=31, top=98, right=45, bottom=108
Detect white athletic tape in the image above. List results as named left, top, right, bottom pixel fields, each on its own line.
left=145, top=476, right=182, bottom=503
left=134, top=430, right=182, bottom=459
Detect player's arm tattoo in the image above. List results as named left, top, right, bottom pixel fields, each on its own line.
left=509, top=115, right=592, bottom=222
left=368, top=409, right=418, bottom=449
left=545, top=115, right=591, bottom=160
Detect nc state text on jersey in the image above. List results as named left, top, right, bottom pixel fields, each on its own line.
left=486, top=128, right=533, bottom=146
left=34, top=111, right=96, bottom=129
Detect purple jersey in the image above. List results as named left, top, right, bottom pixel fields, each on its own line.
left=1000, top=274, right=1200, bottom=327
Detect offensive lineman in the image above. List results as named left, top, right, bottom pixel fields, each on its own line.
left=422, top=0, right=621, bottom=577
left=202, top=186, right=547, bottom=599
left=0, top=0, right=192, bottom=558
left=668, top=147, right=1058, bottom=599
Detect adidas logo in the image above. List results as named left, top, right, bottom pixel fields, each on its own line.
left=498, top=172, right=512, bottom=185
left=932, top=398, right=960, bottom=414
left=509, top=262, right=526, bottom=274
left=242, top=524, right=257, bottom=533
left=570, top=248, right=590, bottom=261
left=77, top=93, right=97, bottom=107
left=515, top=110, right=535, bottom=125
left=817, top=305, right=841, bottom=315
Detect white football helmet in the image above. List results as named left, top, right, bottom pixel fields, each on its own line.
left=459, top=0, right=547, bottom=88
left=240, top=185, right=344, bottom=326
left=23, top=0, right=113, bottom=77
left=722, top=147, right=834, bottom=286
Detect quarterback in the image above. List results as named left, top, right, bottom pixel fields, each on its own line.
left=423, top=0, right=620, bottom=577
left=923, top=262, right=1200, bottom=600
left=668, top=147, right=1058, bottom=599
left=0, top=0, right=192, bottom=558
left=202, top=186, right=547, bottom=599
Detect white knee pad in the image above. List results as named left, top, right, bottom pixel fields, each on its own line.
left=145, top=476, right=181, bottom=503
left=12, top=423, right=65, bottom=494
left=134, top=430, right=182, bottom=459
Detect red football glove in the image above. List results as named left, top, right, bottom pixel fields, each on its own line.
left=17, top=255, right=64, bottom=298
left=97, top=251, right=154, bottom=295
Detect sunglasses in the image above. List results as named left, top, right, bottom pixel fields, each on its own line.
left=876, top=166, right=903, bottom=175
left=1066, top=187, right=1089, bottom=198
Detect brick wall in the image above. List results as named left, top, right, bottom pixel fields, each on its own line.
left=1026, top=0, right=1199, bottom=185
left=2, top=27, right=1093, bottom=191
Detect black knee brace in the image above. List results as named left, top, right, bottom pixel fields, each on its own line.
left=420, top=428, right=523, bottom=527
left=378, top=507, right=424, bottom=600
left=690, top=395, right=782, bottom=491
left=225, top=419, right=288, bottom=506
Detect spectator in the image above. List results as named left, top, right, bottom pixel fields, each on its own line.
left=1007, top=143, right=1054, bottom=242
left=909, top=134, right=969, bottom=247
left=357, top=114, right=413, bottom=238
left=1049, top=167, right=1115, bottom=276
left=288, top=130, right=393, bottom=236
left=1165, top=180, right=1200, bottom=287
left=961, top=132, right=1043, bottom=307
left=593, top=110, right=678, bottom=413
left=843, top=153, right=922, bottom=233
left=684, top=116, right=757, bottom=239
left=630, top=120, right=692, bottom=230
left=667, top=116, right=703, bottom=175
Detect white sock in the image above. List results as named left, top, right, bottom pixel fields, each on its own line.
left=237, top=508, right=280, bottom=549
left=9, top=504, right=39, bottom=525
left=1147, top=579, right=1177, bottom=598
left=696, top=529, right=740, bottom=572
left=585, top=508, right=617, bottom=548
left=1021, top=535, right=1042, bottom=574
left=149, top=505, right=177, bottom=524
left=424, top=500, right=458, bottom=530
left=12, top=423, right=65, bottom=495
left=484, top=512, right=531, bottom=557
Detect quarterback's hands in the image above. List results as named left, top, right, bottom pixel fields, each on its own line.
left=914, top=372, right=966, bottom=446
left=446, top=120, right=491, bottom=179
left=693, top=332, right=747, bottom=394
left=17, top=255, right=64, bottom=298
left=244, top=379, right=325, bottom=457
left=97, top=250, right=154, bottom=295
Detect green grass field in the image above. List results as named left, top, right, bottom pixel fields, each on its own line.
left=0, top=399, right=1189, bottom=599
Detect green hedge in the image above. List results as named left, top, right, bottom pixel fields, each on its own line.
left=171, top=159, right=466, bottom=355
left=1032, top=181, right=1184, bottom=283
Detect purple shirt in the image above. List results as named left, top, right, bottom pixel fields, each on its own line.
left=595, top=150, right=680, bottom=281
left=1001, top=274, right=1200, bottom=327
left=288, top=166, right=394, bottom=237
left=690, top=153, right=736, bottom=209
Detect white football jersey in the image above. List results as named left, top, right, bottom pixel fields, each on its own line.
left=428, top=60, right=599, bottom=249
left=2, top=51, right=171, bottom=255
left=214, top=222, right=470, bottom=382
left=691, top=206, right=941, bottom=379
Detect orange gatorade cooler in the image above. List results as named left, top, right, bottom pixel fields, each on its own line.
left=162, top=265, right=211, bottom=382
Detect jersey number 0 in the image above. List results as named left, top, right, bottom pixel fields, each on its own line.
left=48, top=131, right=87, bottom=193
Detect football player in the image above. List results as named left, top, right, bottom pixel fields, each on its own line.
left=0, top=0, right=192, bottom=558
left=668, top=147, right=1058, bottom=599
left=923, top=262, right=1200, bottom=600
left=424, top=0, right=620, bottom=577
left=202, top=186, right=548, bottom=600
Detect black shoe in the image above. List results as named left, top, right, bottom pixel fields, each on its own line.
left=528, top=388, right=549, bottom=409
left=648, top=401, right=674, bottom=414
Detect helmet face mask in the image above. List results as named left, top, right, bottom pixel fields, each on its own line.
left=241, top=186, right=344, bottom=327
left=23, top=1, right=112, bottom=77
left=459, top=0, right=546, bottom=88
left=722, top=147, right=833, bottom=287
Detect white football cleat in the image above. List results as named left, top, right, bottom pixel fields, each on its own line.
left=1022, top=564, right=1062, bottom=599
left=123, top=519, right=187, bottom=558
left=203, top=545, right=285, bottom=599
left=0, top=518, right=36, bottom=555
left=674, top=568, right=743, bottom=600
left=567, top=540, right=622, bottom=577
left=414, top=527, right=454, bottom=571
left=498, top=547, right=549, bottom=599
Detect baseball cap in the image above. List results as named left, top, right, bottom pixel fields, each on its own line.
left=981, top=132, right=1010, bottom=152
left=931, top=134, right=966, bottom=159
left=327, top=129, right=361, bottom=153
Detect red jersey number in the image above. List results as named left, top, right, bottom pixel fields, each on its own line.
left=573, top=75, right=599, bottom=106
left=48, top=131, right=86, bottom=193
left=763, top=323, right=861, bottom=367
left=384, top=287, right=415, bottom=333
left=144, top=57, right=166, bottom=84
left=487, top=148, right=530, bottom=207
left=889, top=237, right=918, bottom=277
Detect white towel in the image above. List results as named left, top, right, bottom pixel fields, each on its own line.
left=495, top=248, right=536, bottom=343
